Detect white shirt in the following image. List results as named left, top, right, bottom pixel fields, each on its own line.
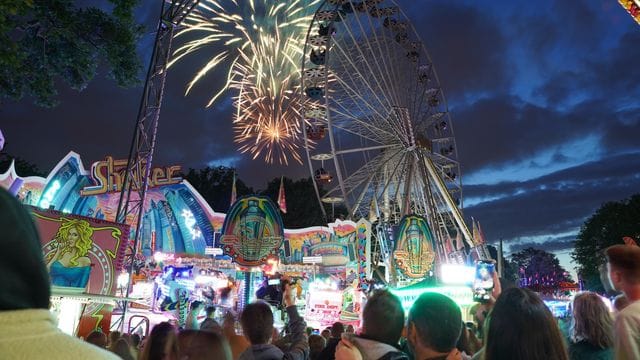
left=615, top=299, right=640, bottom=360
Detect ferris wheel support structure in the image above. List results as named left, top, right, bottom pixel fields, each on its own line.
left=423, top=156, right=473, bottom=246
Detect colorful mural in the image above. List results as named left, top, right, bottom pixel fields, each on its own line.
left=32, top=207, right=128, bottom=336
left=281, top=219, right=363, bottom=267
left=220, top=196, right=284, bottom=266
left=393, top=215, right=436, bottom=279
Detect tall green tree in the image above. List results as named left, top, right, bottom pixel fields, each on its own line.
left=183, top=166, right=253, bottom=213
left=511, top=247, right=572, bottom=288
left=260, top=177, right=344, bottom=228
left=572, top=194, right=640, bottom=292
left=0, top=0, right=142, bottom=107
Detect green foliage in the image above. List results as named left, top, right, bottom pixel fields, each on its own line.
left=183, top=166, right=253, bottom=213
left=0, top=0, right=143, bottom=107
left=511, top=247, right=572, bottom=286
left=572, top=194, right=640, bottom=292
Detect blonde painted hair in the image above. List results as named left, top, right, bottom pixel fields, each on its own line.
left=571, top=292, right=614, bottom=349
left=55, top=218, right=93, bottom=266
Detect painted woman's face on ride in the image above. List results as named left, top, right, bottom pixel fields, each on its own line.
left=68, top=227, right=80, bottom=245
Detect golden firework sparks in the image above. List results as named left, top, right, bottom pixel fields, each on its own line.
left=171, top=0, right=320, bottom=164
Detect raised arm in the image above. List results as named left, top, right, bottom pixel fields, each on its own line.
left=283, top=282, right=309, bottom=360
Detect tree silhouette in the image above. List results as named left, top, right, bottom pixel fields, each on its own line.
left=0, top=152, right=46, bottom=177
left=572, top=194, right=640, bottom=292
left=512, top=247, right=572, bottom=289
left=183, top=166, right=253, bottom=213
left=0, top=0, right=142, bottom=107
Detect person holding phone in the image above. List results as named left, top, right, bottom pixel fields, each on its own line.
left=239, top=278, right=309, bottom=360
left=471, top=269, right=501, bottom=341
left=473, top=260, right=496, bottom=303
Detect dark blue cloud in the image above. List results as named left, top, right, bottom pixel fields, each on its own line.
left=464, top=152, right=640, bottom=245
left=508, top=235, right=577, bottom=253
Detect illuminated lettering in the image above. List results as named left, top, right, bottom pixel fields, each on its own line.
left=81, top=156, right=182, bottom=196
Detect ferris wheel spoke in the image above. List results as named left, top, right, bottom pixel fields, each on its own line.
left=329, top=87, right=387, bottom=128
left=331, top=27, right=425, bottom=151
left=334, top=143, right=396, bottom=156
left=352, top=10, right=409, bottom=113
left=335, top=11, right=405, bottom=114
left=330, top=88, right=409, bottom=148
left=330, top=101, right=398, bottom=143
left=341, top=148, right=407, bottom=213
left=329, top=40, right=406, bottom=133
left=342, top=147, right=405, bottom=195
left=356, top=151, right=409, bottom=217
left=366, top=151, right=411, bottom=220
left=327, top=36, right=414, bottom=141
left=328, top=76, right=389, bottom=131
left=347, top=17, right=404, bottom=111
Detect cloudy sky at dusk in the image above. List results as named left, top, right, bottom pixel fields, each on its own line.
left=2, top=1, right=640, bottom=276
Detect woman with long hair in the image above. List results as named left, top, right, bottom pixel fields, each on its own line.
left=483, top=287, right=568, bottom=360
left=46, top=218, right=95, bottom=288
left=139, top=322, right=179, bottom=360
left=569, top=292, right=613, bottom=360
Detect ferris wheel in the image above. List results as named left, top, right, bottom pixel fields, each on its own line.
left=300, top=0, right=474, bottom=252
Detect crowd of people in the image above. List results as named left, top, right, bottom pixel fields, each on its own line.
left=0, top=187, right=639, bottom=360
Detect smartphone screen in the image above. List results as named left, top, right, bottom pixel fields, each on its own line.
left=268, top=279, right=281, bottom=286
left=473, top=261, right=495, bottom=302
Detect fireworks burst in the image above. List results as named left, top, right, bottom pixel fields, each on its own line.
left=231, top=31, right=304, bottom=165
left=171, top=0, right=320, bottom=164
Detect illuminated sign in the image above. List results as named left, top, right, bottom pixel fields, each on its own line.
left=394, top=215, right=436, bottom=278
left=305, top=289, right=343, bottom=326
left=391, top=285, right=475, bottom=309
left=220, top=196, right=284, bottom=266
left=303, top=256, right=323, bottom=264
left=204, top=247, right=224, bottom=256
left=80, top=156, right=181, bottom=196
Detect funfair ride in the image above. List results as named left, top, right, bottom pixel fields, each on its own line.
left=300, top=0, right=480, bottom=284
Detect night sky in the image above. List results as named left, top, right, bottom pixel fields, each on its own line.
left=2, top=1, right=640, bottom=276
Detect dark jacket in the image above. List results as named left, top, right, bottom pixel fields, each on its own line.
left=239, top=306, right=309, bottom=360
left=568, top=340, right=613, bottom=360
left=0, top=188, right=50, bottom=310
left=318, top=337, right=341, bottom=360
